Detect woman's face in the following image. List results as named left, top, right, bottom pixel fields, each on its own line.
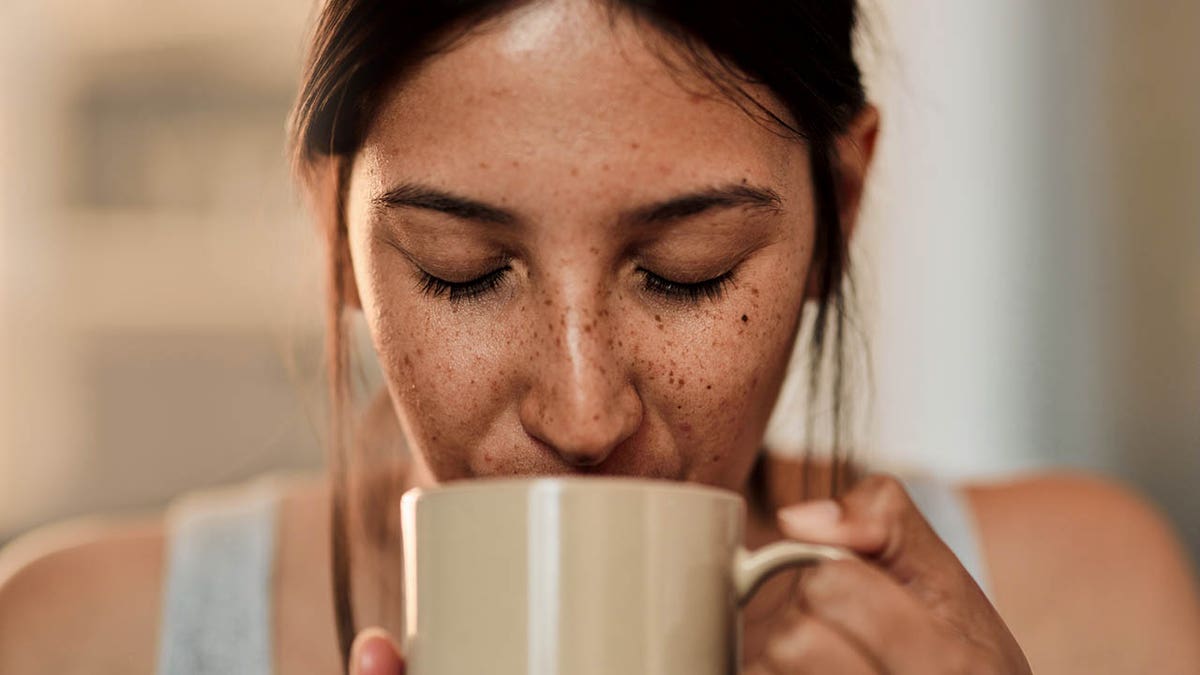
left=344, top=0, right=820, bottom=493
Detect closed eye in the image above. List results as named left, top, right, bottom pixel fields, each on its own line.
left=418, top=266, right=511, bottom=302
left=638, top=268, right=735, bottom=303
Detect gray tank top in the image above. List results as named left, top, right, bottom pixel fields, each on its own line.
left=155, top=474, right=991, bottom=675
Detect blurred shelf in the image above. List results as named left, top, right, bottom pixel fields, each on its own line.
left=46, top=0, right=313, bottom=85
left=53, top=207, right=325, bottom=332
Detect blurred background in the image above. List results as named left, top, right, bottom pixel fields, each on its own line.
left=0, top=0, right=1197, bottom=573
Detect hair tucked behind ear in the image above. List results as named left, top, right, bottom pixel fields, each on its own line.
left=288, top=0, right=867, bottom=668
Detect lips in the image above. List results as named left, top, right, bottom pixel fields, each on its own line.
left=467, top=442, right=683, bottom=482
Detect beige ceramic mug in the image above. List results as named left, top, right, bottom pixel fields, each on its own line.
left=399, top=477, right=853, bottom=674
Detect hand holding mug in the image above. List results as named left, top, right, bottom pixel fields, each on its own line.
left=746, top=474, right=1031, bottom=674
left=344, top=475, right=1030, bottom=675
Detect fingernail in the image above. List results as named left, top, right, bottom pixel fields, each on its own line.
left=352, top=628, right=403, bottom=674
left=778, top=499, right=842, bottom=530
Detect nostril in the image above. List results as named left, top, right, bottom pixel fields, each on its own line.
left=517, top=355, right=643, bottom=471
left=558, top=449, right=609, bottom=468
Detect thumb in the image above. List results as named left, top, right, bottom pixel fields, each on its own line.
left=349, top=627, right=405, bottom=675
left=776, top=474, right=966, bottom=594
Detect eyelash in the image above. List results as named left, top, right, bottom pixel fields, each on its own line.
left=638, top=268, right=735, bottom=303
left=418, top=266, right=511, bottom=302
left=417, top=266, right=735, bottom=304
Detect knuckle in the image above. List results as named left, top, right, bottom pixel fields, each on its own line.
left=761, top=636, right=795, bottom=669
left=800, top=559, right=859, bottom=604
left=855, top=473, right=912, bottom=521
left=762, top=615, right=818, bottom=669
left=875, top=474, right=911, bottom=510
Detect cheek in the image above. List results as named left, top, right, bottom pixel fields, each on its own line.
left=356, top=232, right=809, bottom=484
left=644, top=274, right=804, bottom=482
left=364, top=287, right=528, bottom=472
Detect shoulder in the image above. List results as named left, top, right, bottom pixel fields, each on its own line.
left=0, top=515, right=166, bottom=674
left=962, top=472, right=1200, bottom=674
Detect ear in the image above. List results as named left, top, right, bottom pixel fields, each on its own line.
left=337, top=238, right=364, bottom=311
left=833, top=104, right=880, bottom=244
left=336, top=222, right=364, bottom=312
left=804, top=104, right=880, bottom=302
left=305, top=156, right=364, bottom=311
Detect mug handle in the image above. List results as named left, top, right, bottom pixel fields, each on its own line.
left=733, top=542, right=858, bottom=605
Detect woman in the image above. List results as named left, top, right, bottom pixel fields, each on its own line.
left=1, top=0, right=1198, bottom=673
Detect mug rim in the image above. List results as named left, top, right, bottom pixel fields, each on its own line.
left=401, top=475, right=743, bottom=507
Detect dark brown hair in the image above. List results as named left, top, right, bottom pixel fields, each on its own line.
left=288, top=0, right=866, bottom=667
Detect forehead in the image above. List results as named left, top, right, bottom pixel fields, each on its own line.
left=356, top=0, right=804, bottom=201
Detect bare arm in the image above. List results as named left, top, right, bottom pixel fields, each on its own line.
left=0, top=517, right=165, bottom=675
left=970, top=473, right=1200, bottom=675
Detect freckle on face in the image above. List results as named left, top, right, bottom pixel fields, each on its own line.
left=344, top=1, right=815, bottom=489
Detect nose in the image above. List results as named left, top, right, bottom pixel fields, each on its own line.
left=518, top=296, right=642, bottom=468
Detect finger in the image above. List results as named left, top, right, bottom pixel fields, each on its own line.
left=800, top=558, right=964, bottom=674
left=777, top=474, right=980, bottom=604
left=748, top=612, right=880, bottom=675
left=350, top=627, right=405, bottom=675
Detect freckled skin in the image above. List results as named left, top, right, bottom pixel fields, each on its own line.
left=344, top=0, right=817, bottom=494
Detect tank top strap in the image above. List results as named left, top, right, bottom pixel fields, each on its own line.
left=899, top=475, right=992, bottom=599
left=156, top=476, right=282, bottom=675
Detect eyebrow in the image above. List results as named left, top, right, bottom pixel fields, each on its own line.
left=371, top=182, right=783, bottom=227
left=625, top=184, right=783, bottom=225
left=373, top=183, right=517, bottom=226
